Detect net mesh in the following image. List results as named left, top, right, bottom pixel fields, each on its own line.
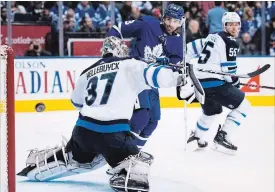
left=0, top=45, right=9, bottom=192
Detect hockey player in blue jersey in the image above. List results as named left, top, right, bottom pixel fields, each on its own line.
left=186, top=12, right=251, bottom=155
left=108, top=3, right=184, bottom=150
left=17, top=36, right=195, bottom=192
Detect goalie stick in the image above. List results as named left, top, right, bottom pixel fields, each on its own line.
left=188, top=64, right=205, bottom=104
left=169, top=64, right=271, bottom=78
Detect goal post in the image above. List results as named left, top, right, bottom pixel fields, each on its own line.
left=0, top=45, right=15, bottom=192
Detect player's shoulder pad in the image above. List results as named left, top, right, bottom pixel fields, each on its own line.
left=217, top=31, right=238, bottom=47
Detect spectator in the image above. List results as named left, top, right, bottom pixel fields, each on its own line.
left=241, top=7, right=261, bottom=38
left=77, top=16, right=96, bottom=33
left=50, top=1, right=69, bottom=16
left=235, top=2, right=244, bottom=18
left=152, top=8, right=161, bottom=20
left=93, top=1, right=122, bottom=28
left=131, top=1, right=153, bottom=16
left=269, top=2, right=275, bottom=20
left=74, top=1, right=95, bottom=23
left=11, top=1, right=26, bottom=14
left=39, top=8, right=52, bottom=23
left=268, top=17, right=275, bottom=56
left=270, top=33, right=275, bottom=56
left=129, top=6, right=142, bottom=20
left=119, top=1, right=132, bottom=21
left=65, top=8, right=77, bottom=31
left=206, top=1, right=226, bottom=33
left=186, top=19, right=202, bottom=43
left=197, top=1, right=215, bottom=20
left=24, top=40, right=51, bottom=57
left=239, top=32, right=258, bottom=55
left=1, top=6, right=7, bottom=23
left=188, top=2, right=207, bottom=37
left=27, top=1, right=43, bottom=18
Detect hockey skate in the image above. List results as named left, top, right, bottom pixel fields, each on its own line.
left=106, top=151, right=154, bottom=175
left=186, top=131, right=208, bottom=152
left=109, top=155, right=150, bottom=192
left=212, top=125, right=237, bottom=155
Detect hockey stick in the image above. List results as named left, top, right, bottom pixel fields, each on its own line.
left=188, top=64, right=205, bottom=104
left=181, top=17, right=188, bottom=151
left=169, top=63, right=271, bottom=78
left=240, top=83, right=275, bottom=90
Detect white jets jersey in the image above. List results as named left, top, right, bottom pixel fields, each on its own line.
left=186, top=38, right=207, bottom=63
left=194, top=31, right=239, bottom=88
left=71, top=57, right=180, bottom=132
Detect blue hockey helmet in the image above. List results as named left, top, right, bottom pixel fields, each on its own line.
left=164, top=4, right=184, bottom=20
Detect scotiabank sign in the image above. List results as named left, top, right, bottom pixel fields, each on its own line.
left=1, top=25, right=51, bottom=56
left=68, top=39, right=131, bottom=56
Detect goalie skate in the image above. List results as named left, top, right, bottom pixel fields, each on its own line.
left=106, top=151, right=154, bottom=175
left=109, top=155, right=150, bottom=192
left=110, top=171, right=149, bottom=192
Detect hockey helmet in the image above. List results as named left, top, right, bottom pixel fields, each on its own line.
left=164, top=4, right=184, bottom=25
left=222, top=12, right=241, bottom=34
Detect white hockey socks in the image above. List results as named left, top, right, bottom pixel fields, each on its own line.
left=221, top=98, right=251, bottom=140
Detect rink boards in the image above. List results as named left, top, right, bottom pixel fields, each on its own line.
left=10, top=57, right=275, bottom=112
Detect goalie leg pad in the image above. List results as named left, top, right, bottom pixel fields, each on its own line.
left=109, top=155, right=150, bottom=192
left=17, top=143, right=107, bottom=181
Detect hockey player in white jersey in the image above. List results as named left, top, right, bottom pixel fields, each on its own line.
left=186, top=12, right=251, bottom=155
left=17, top=36, right=194, bottom=192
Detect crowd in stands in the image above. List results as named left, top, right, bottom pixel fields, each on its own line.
left=1, top=1, right=275, bottom=56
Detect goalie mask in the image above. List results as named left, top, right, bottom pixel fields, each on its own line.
left=101, top=36, right=129, bottom=58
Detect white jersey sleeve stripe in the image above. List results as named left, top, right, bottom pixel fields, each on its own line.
left=192, top=41, right=199, bottom=56
left=152, top=66, right=164, bottom=88
left=143, top=63, right=155, bottom=86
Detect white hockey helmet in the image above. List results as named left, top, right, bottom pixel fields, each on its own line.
left=222, top=12, right=241, bottom=33
left=101, top=36, right=129, bottom=58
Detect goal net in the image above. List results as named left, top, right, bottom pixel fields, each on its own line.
left=0, top=45, right=15, bottom=192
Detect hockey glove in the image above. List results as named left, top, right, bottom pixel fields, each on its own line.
left=176, top=76, right=195, bottom=103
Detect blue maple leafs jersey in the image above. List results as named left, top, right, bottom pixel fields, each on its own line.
left=108, top=16, right=183, bottom=64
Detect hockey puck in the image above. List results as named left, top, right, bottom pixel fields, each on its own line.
left=35, top=103, right=45, bottom=112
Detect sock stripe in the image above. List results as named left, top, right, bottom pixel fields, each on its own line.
left=197, top=122, right=209, bottom=131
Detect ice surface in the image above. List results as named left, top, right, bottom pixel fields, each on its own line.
left=15, top=107, right=274, bottom=192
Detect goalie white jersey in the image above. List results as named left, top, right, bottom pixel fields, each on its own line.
left=71, top=57, right=181, bottom=133
left=194, top=31, right=239, bottom=88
